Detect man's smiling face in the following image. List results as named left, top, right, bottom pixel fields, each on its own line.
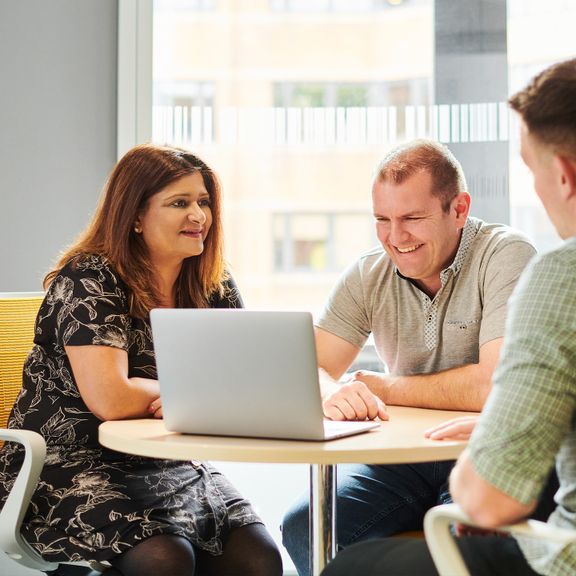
left=372, top=169, right=469, bottom=297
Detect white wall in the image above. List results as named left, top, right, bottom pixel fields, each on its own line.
left=0, top=0, right=118, bottom=291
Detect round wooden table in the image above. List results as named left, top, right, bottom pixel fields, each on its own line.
left=99, top=405, right=473, bottom=575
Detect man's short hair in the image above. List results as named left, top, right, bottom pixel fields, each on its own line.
left=374, top=139, right=467, bottom=212
left=509, top=58, right=576, bottom=157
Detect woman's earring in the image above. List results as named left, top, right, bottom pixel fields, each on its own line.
left=134, top=225, right=142, bottom=234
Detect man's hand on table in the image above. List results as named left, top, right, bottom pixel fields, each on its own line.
left=322, top=378, right=388, bottom=421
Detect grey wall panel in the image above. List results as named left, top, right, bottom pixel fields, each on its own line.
left=0, top=0, right=118, bottom=291
left=434, top=0, right=509, bottom=224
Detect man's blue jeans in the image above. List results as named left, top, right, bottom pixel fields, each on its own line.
left=281, top=460, right=455, bottom=576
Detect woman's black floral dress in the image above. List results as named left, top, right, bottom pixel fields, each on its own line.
left=0, top=255, right=261, bottom=563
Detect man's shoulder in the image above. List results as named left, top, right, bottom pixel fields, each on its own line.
left=473, top=219, right=534, bottom=247
left=468, top=218, right=536, bottom=261
left=545, top=236, right=576, bottom=263
left=334, top=246, right=397, bottom=295
left=357, top=244, right=386, bottom=261
left=356, top=245, right=395, bottom=275
left=525, top=237, right=576, bottom=281
left=498, top=239, right=576, bottom=333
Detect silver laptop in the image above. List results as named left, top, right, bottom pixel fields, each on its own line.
left=150, top=309, right=380, bottom=441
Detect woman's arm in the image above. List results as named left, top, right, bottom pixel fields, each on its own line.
left=66, top=344, right=161, bottom=421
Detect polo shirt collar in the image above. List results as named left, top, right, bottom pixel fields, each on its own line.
left=441, top=217, right=478, bottom=281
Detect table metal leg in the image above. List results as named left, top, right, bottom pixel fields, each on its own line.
left=309, top=463, right=337, bottom=576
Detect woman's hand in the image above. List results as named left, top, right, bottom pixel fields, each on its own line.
left=424, top=416, right=478, bottom=441
left=148, top=398, right=163, bottom=419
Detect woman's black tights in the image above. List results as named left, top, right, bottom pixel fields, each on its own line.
left=104, top=534, right=196, bottom=576
left=104, top=524, right=282, bottom=576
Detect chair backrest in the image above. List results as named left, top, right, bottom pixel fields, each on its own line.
left=0, top=293, right=44, bottom=430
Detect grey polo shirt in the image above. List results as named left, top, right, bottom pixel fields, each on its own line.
left=317, top=217, right=536, bottom=375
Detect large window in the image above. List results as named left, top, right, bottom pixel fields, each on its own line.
left=152, top=0, right=434, bottom=311
left=274, top=80, right=429, bottom=109
left=273, top=212, right=374, bottom=273
left=150, top=0, right=576, bottom=312
left=270, top=0, right=429, bottom=12
left=153, top=81, right=215, bottom=144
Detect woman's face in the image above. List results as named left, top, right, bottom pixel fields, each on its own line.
left=136, top=171, right=213, bottom=269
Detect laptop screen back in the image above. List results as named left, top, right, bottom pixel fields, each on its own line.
left=150, top=309, right=328, bottom=440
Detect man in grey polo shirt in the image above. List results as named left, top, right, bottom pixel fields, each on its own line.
left=320, top=56, right=576, bottom=576
left=282, top=139, right=536, bottom=576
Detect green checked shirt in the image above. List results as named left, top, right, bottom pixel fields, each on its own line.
left=469, top=236, right=576, bottom=576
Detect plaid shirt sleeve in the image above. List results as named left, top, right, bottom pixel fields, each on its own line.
left=468, top=241, right=576, bottom=505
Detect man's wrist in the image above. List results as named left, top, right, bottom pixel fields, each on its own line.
left=353, top=370, right=392, bottom=402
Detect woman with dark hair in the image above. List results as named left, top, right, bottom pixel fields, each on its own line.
left=0, top=144, right=282, bottom=576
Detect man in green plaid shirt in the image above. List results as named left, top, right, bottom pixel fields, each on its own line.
left=321, top=58, right=576, bottom=576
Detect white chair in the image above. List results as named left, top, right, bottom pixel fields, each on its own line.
left=424, top=503, right=576, bottom=576
left=0, top=292, right=107, bottom=574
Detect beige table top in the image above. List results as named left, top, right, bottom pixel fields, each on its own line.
left=99, top=406, right=474, bottom=465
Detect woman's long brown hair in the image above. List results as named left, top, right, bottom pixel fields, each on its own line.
left=44, top=144, right=226, bottom=317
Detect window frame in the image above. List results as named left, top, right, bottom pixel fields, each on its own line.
left=117, top=0, right=153, bottom=159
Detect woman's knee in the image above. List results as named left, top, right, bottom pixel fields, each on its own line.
left=227, top=524, right=283, bottom=576
left=247, top=540, right=283, bottom=576
left=110, top=534, right=196, bottom=576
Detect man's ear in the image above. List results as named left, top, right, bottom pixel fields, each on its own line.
left=556, top=155, right=576, bottom=201
left=453, top=192, right=471, bottom=227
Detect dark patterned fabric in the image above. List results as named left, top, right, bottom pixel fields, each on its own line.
left=0, top=255, right=260, bottom=563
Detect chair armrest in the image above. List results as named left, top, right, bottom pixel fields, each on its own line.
left=424, top=504, right=576, bottom=576
left=0, top=428, right=57, bottom=571
left=424, top=504, right=472, bottom=576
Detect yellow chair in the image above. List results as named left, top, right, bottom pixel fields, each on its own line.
left=0, top=292, right=106, bottom=574
left=0, top=292, right=43, bottom=433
